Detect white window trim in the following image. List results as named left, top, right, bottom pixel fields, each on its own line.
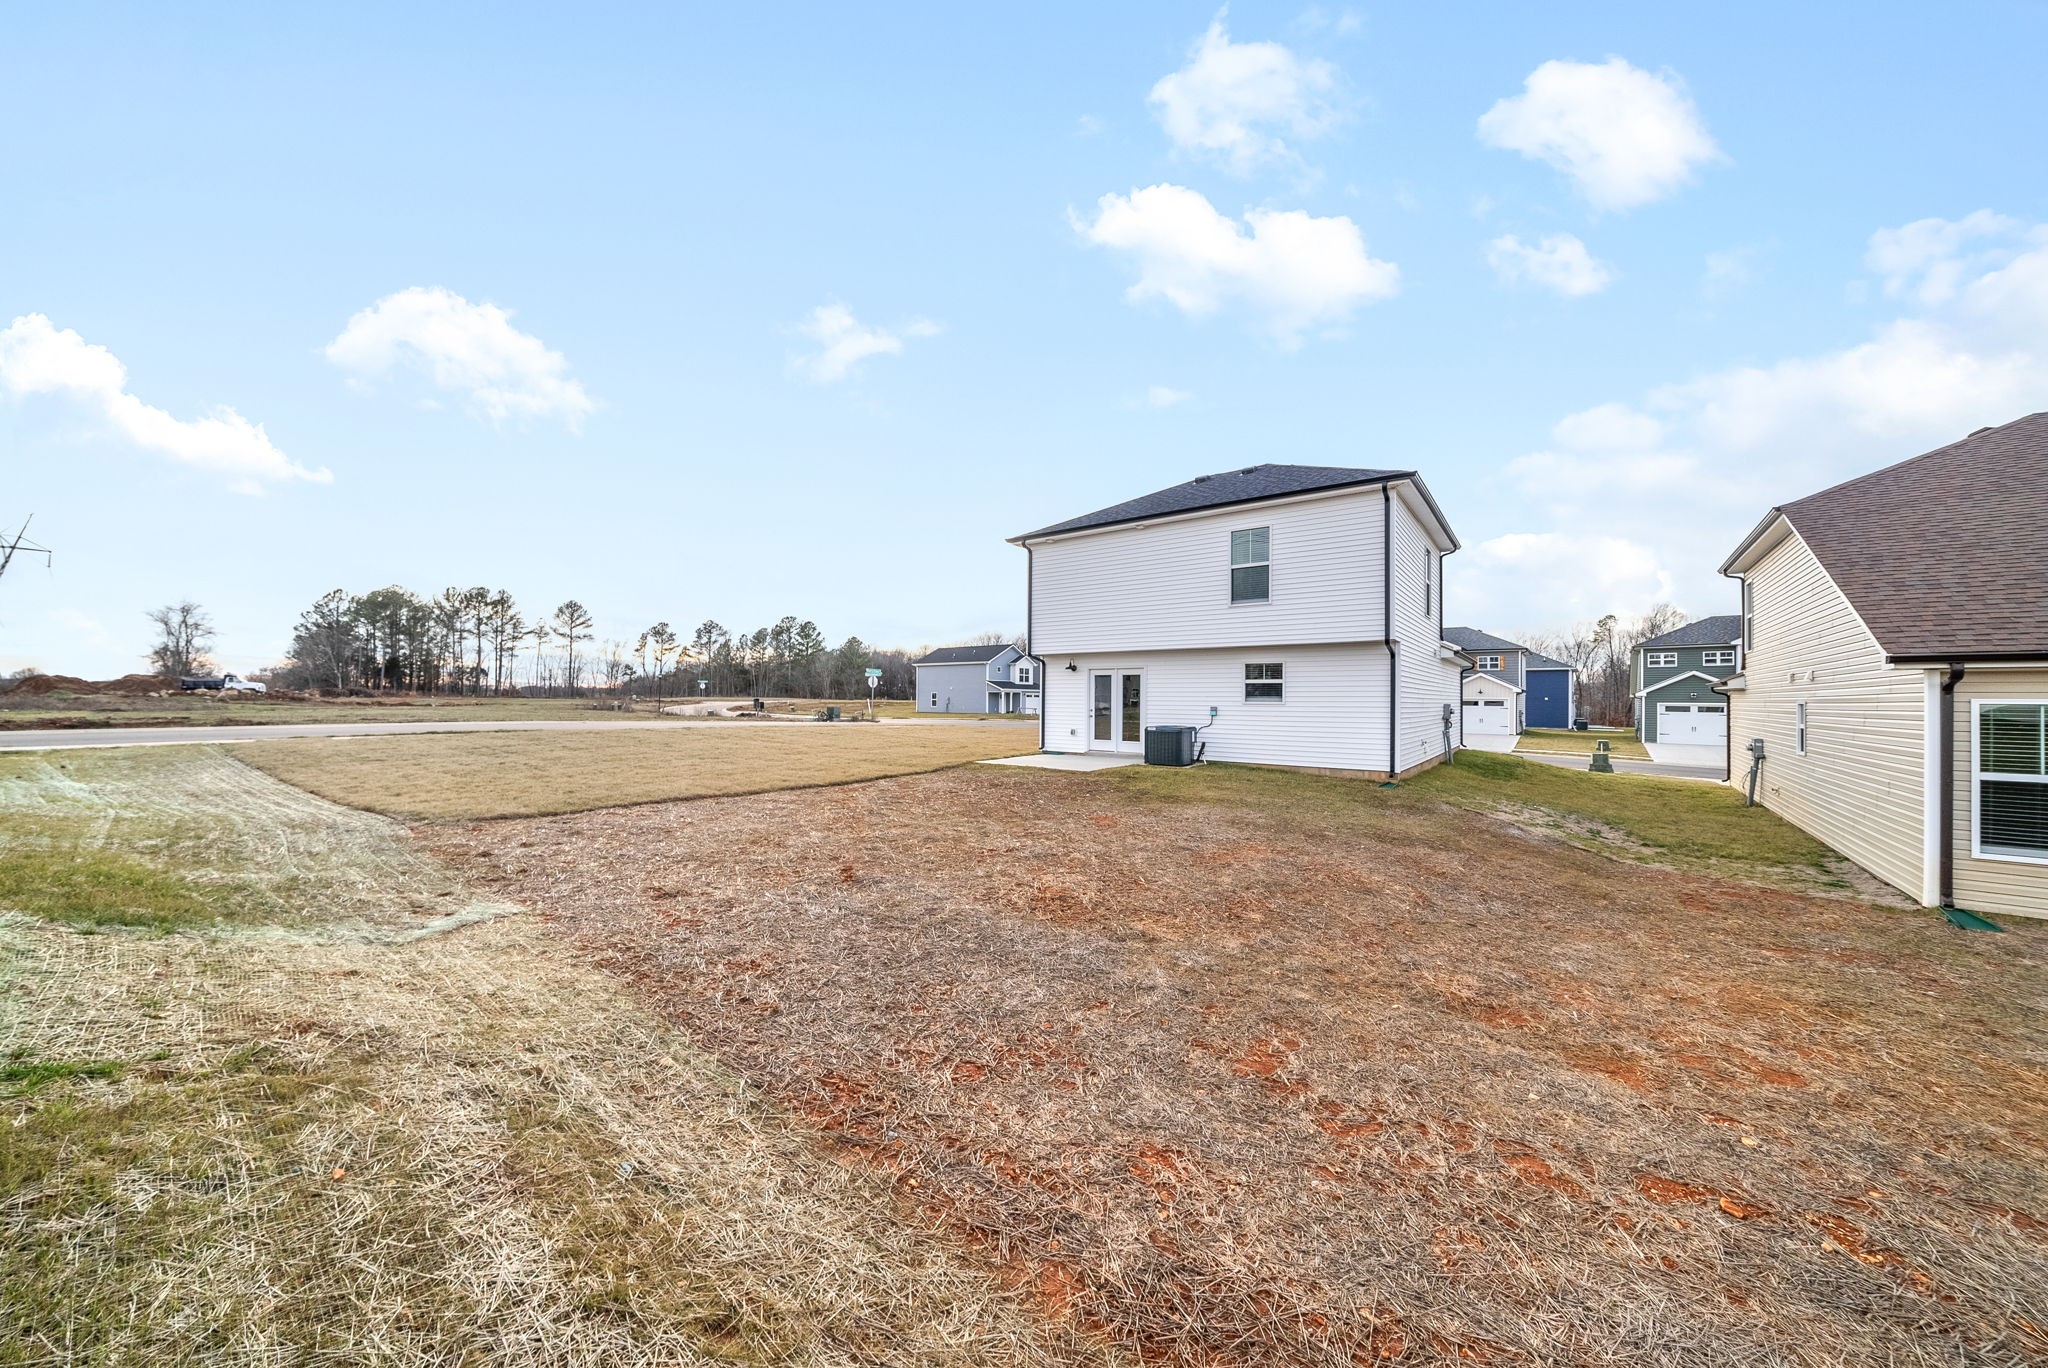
left=1702, top=649, right=1736, bottom=667
left=1795, top=701, right=1807, bottom=755
left=1972, top=698, right=2048, bottom=866
left=1244, top=662, right=1284, bottom=703
left=1645, top=651, right=1679, bottom=669
left=1475, top=654, right=1503, bottom=671
left=1230, top=526, right=1272, bottom=605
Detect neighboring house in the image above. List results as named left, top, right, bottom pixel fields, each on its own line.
left=912, top=644, right=1041, bottom=715
left=1525, top=652, right=1577, bottom=730
left=1010, top=463, right=1468, bottom=776
left=1443, top=628, right=1578, bottom=734
left=1632, top=617, right=1742, bottom=746
left=1717, top=414, right=2048, bottom=921
left=1444, top=627, right=1526, bottom=736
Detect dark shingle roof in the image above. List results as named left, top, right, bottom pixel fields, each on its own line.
left=1767, top=414, right=2048, bottom=658
left=1443, top=626, right=1525, bottom=653
left=913, top=645, right=1012, bottom=666
left=1638, top=616, right=1743, bottom=650
left=1525, top=652, right=1573, bottom=671
left=1014, top=464, right=1412, bottom=541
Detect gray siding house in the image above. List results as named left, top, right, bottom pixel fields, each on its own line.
left=912, top=644, right=1041, bottom=715
left=1633, top=616, right=1741, bottom=744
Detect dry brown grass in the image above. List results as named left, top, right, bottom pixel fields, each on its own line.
left=450, top=762, right=2048, bottom=1366
left=236, top=722, right=1037, bottom=819
left=0, top=748, right=1111, bottom=1367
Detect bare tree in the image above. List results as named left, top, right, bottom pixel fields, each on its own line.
left=145, top=601, right=216, bottom=679
left=1523, top=603, right=1689, bottom=727
left=553, top=600, right=594, bottom=696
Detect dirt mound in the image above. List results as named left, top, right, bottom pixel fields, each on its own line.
left=8, top=673, right=101, bottom=696
left=97, top=673, right=174, bottom=695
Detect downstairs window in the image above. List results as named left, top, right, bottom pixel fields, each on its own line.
left=1977, top=702, right=2048, bottom=861
left=1244, top=663, right=1283, bottom=701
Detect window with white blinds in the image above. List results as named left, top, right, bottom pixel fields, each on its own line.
left=1977, top=702, right=2048, bottom=860
left=1230, top=527, right=1271, bottom=603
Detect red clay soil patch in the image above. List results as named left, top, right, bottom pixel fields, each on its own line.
left=447, top=765, right=2048, bottom=1367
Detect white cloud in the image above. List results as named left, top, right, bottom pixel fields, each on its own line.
left=1477, top=57, right=1723, bottom=212
left=1073, top=183, right=1398, bottom=345
left=790, top=304, right=939, bottom=384
left=325, top=286, right=593, bottom=426
left=0, top=314, right=328, bottom=491
left=1145, top=385, right=1194, bottom=408
left=1463, top=210, right=2048, bottom=632
left=1148, top=15, right=1338, bottom=173
left=1863, top=209, right=2025, bottom=306
left=1450, top=532, right=1675, bottom=625
left=1486, top=232, right=1614, bottom=296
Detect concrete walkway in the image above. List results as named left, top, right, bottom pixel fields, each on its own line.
left=1461, top=733, right=1520, bottom=753
left=979, top=752, right=1143, bottom=771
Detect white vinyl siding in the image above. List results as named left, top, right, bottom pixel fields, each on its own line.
left=1039, top=645, right=1391, bottom=770
left=1388, top=491, right=1464, bottom=771
left=1724, top=527, right=1927, bottom=901
left=1952, top=672, right=2048, bottom=918
left=1030, top=488, right=1388, bottom=654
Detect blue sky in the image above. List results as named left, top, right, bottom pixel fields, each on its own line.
left=5, top=3, right=2046, bottom=678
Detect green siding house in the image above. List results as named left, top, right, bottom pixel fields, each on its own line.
left=1634, top=616, right=1741, bottom=745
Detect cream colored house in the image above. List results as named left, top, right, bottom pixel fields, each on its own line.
left=1717, top=414, right=2048, bottom=921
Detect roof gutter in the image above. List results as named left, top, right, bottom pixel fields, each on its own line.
left=1027, top=544, right=1044, bottom=753
left=1889, top=651, right=2048, bottom=665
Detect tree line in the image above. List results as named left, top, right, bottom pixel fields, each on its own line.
left=1522, top=604, right=1689, bottom=728
left=268, top=585, right=940, bottom=701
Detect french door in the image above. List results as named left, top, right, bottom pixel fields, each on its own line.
left=1089, top=670, right=1144, bottom=754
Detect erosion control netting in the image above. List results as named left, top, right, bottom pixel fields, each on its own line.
left=445, top=766, right=2048, bottom=1367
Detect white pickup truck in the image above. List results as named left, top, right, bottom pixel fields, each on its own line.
left=178, top=673, right=267, bottom=693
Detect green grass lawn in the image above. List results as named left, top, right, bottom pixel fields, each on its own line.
left=1108, top=748, right=1839, bottom=889
left=1514, top=727, right=1650, bottom=759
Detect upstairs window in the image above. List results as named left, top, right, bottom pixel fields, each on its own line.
left=1014, top=663, right=1031, bottom=684
left=1245, top=663, right=1284, bottom=700
left=1422, top=549, right=1433, bottom=614
left=1742, top=579, right=1754, bottom=650
left=1703, top=649, right=1736, bottom=667
left=1475, top=654, right=1503, bottom=671
left=1646, top=651, right=1678, bottom=669
left=1796, top=702, right=1808, bottom=755
left=1230, top=527, right=1270, bottom=603
left=1977, top=702, right=2048, bottom=861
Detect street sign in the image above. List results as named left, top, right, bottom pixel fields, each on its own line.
left=864, top=668, right=882, bottom=679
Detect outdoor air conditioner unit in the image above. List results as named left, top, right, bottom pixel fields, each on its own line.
left=1144, top=725, right=1197, bottom=767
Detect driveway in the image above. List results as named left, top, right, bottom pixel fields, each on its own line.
left=1459, top=733, right=1520, bottom=753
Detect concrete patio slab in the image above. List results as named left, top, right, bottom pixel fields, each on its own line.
left=979, top=752, right=1144, bottom=771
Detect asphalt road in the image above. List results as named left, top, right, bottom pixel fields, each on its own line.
left=1515, top=749, right=1727, bottom=783
left=0, top=716, right=1033, bottom=752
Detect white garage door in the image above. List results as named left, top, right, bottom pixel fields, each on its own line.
left=1464, top=698, right=1515, bottom=735
left=1658, top=703, right=1727, bottom=745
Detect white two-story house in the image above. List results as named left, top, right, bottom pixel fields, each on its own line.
left=1010, top=464, right=1468, bottom=776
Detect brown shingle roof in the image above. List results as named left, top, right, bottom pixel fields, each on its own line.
left=1760, top=413, right=2048, bottom=659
